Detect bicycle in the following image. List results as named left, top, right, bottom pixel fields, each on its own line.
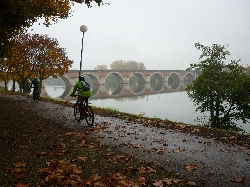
left=73, top=95, right=94, bottom=126
left=31, top=87, right=40, bottom=101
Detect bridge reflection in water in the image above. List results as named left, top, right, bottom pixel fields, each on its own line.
left=42, top=78, right=194, bottom=101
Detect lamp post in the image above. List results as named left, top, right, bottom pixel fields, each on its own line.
left=79, top=25, right=88, bottom=76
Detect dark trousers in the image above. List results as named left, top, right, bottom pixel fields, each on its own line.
left=79, top=97, right=89, bottom=113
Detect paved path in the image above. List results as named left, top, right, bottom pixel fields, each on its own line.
left=4, top=94, right=250, bottom=187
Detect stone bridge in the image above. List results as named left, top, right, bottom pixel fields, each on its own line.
left=41, top=69, right=197, bottom=100
left=54, top=69, right=197, bottom=86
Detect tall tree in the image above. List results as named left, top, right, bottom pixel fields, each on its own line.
left=186, top=43, right=250, bottom=132
left=8, top=33, right=73, bottom=92
left=0, top=0, right=105, bottom=57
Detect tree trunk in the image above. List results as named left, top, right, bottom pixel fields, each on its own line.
left=12, top=80, right=15, bottom=92
left=4, top=79, right=7, bottom=91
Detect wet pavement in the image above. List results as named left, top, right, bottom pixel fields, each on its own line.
left=4, top=94, right=250, bottom=187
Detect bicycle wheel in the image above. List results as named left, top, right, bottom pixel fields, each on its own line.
left=33, top=91, right=39, bottom=101
left=84, top=105, right=94, bottom=126
left=74, top=103, right=81, bottom=122
left=35, top=93, right=39, bottom=101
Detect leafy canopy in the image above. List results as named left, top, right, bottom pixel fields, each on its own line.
left=186, top=43, right=250, bottom=132
left=0, top=0, right=106, bottom=57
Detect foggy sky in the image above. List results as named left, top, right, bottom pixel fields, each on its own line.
left=29, top=0, right=250, bottom=70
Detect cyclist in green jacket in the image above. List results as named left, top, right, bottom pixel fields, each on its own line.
left=70, top=74, right=92, bottom=111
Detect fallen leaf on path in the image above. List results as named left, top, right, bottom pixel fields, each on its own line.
left=163, top=178, right=173, bottom=185
left=153, top=180, right=164, bottom=187
left=14, top=184, right=30, bottom=187
left=137, top=166, right=146, bottom=174
left=135, top=177, right=146, bottom=186
left=77, top=156, right=87, bottom=161
left=185, top=163, right=198, bottom=172
left=198, top=140, right=211, bottom=146
left=229, top=136, right=237, bottom=144
left=147, top=167, right=156, bottom=173
left=186, top=181, right=196, bottom=186
left=153, top=139, right=164, bottom=143
left=195, top=149, right=203, bottom=153
left=15, top=174, right=26, bottom=179
left=14, top=162, right=27, bottom=168
left=172, top=147, right=182, bottom=153
left=209, top=170, right=215, bottom=174
left=220, top=148, right=230, bottom=153
left=231, top=177, right=246, bottom=183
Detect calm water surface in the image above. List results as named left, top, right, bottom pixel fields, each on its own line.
left=45, top=86, right=250, bottom=132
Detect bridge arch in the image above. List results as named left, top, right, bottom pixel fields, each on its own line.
left=150, top=73, right=164, bottom=92
left=167, top=72, right=180, bottom=90
left=43, top=75, right=72, bottom=99
left=130, top=72, right=145, bottom=83
left=109, top=84, right=124, bottom=96
left=129, top=72, right=145, bottom=94
left=183, top=72, right=195, bottom=87
left=105, top=72, right=124, bottom=84
left=57, top=75, right=72, bottom=98
left=129, top=82, right=145, bottom=94
left=84, top=73, right=100, bottom=85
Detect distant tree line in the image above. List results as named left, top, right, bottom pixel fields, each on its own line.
left=95, top=60, right=147, bottom=70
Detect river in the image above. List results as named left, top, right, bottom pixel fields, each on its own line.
left=44, top=85, right=250, bottom=132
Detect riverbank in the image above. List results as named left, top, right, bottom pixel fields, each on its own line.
left=1, top=91, right=250, bottom=186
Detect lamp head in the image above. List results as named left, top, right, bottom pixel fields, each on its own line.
left=80, top=25, right=88, bottom=33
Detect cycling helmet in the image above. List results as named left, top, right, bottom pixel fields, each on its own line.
left=78, top=74, right=85, bottom=81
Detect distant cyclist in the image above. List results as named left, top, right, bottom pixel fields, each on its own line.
left=70, top=74, right=92, bottom=111
left=30, top=78, right=40, bottom=100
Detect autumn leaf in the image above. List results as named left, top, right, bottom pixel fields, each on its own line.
left=14, top=162, right=27, bottom=168
left=16, top=174, right=26, bottom=180
left=229, top=136, right=237, bottom=144
left=186, top=181, right=196, bottom=186
left=147, top=167, right=156, bottom=173
left=220, top=148, right=230, bottom=153
left=198, top=140, right=211, bottom=146
left=135, top=177, right=146, bottom=186
left=14, top=184, right=30, bottom=187
left=77, top=156, right=87, bottom=161
left=163, top=178, right=173, bottom=185
left=172, top=147, right=181, bottom=153
left=209, top=170, right=215, bottom=174
left=185, top=163, right=198, bottom=172
left=231, top=177, right=246, bottom=183
left=153, top=180, right=164, bottom=187
left=105, top=152, right=113, bottom=156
